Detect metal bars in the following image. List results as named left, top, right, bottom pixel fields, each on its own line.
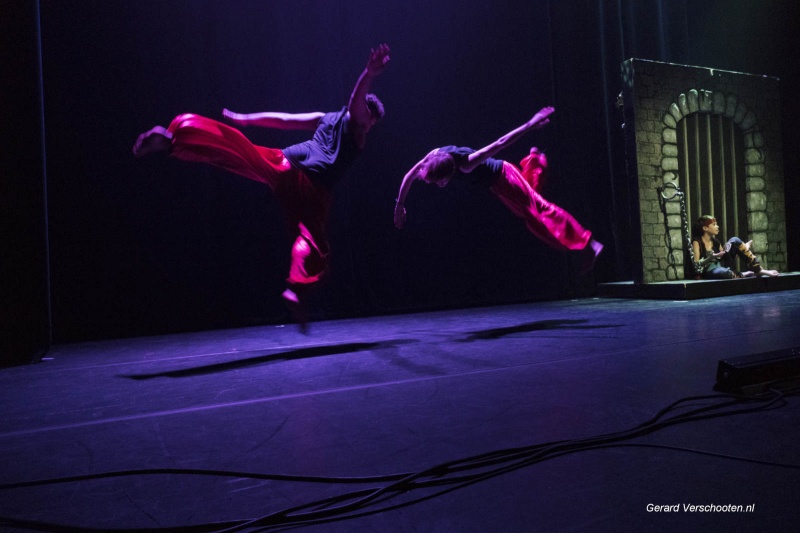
left=677, top=112, right=747, bottom=273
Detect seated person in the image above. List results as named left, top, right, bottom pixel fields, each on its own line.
left=691, top=215, right=778, bottom=279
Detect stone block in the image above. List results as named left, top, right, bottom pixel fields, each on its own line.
left=687, top=89, right=699, bottom=113
left=745, top=163, right=765, bottom=177
left=667, top=215, right=682, bottom=229
left=678, top=93, right=690, bottom=115
left=668, top=230, right=683, bottom=249
left=640, top=143, right=658, bottom=155
left=642, top=211, right=661, bottom=225
left=751, top=231, right=768, bottom=252
left=744, top=131, right=764, bottom=148
left=725, top=94, right=737, bottom=117
left=644, top=233, right=663, bottom=247
left=746, top=192, right=767, bottom=212
left=740, top=110, right=757, bottom=131
left=699, top=89, right=713, bottom=111
left=662, top=143, right=678, bottom=157
left=746, top=177, right=765, bottom=191
left=643, top=154, right=662, bottom=167
left=637, top=171, right=651, bottom=183
left=733, top=102, right=748, bottom=124
left=661, top=156, right=678, bottom=171
left=651, top=200, right=664, bottom=213
left=713, top=91, right=726, bottom=114
left=745, top=148, right=764, bottom=164
left=651, top=271, right=667, bottom=282
left=663, top=113, right=676, bottom=128
left=669, top=102, right=683, bottom=122
left=748, top=210, right=769, bottom=231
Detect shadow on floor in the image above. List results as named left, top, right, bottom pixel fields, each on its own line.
left=461, top=319, right=623, bottom=341
left=121, top=339, right=417, bottom=379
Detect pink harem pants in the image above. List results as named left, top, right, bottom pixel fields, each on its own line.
left=490, top=161, right=591, bottom=251
left=167, top=113, right=330, bottom=289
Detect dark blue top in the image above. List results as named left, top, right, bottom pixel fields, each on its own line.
left=283, top=107, right=361, bottom=190
left=438, top=146, right=504, bottom=187
left=693, top=237, right=723, bottom=272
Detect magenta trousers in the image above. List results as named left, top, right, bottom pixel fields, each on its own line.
left=490, top=161, right=592, bottom=251
left=167, top=113, right=330, bottom=288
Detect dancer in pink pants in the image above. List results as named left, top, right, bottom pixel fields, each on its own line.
left=133, top=44, right=390, bottom=329
left=393, top=107, right=602, bottom=273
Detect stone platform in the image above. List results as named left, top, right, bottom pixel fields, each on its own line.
left=598, top=272, right=800, bottom=300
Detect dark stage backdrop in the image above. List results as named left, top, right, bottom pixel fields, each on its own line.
left=2, top=0, right=50, bottom=366
left=40, top=0, right=573, bottom=341
left=35, top=0, right=799, bottom=343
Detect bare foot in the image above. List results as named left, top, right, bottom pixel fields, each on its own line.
left=578, top=239, right=603, bottom=275
left=132, top=126, right=172, bottom=157
left=282, top=288, right=309, bottom=334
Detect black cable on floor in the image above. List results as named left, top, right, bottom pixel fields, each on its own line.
left=1, top=387, right=798, bottom=532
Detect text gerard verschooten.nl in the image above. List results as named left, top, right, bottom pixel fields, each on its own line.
left=647, top=503, right=755, bottom=513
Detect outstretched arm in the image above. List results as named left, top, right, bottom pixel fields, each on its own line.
left=349, top=44, right=391, bottom=128
left=222, top=109, right=325, bottom=130
left=394, top=150, right=437, bottom=229
left=462, top=106, right=555, bottom=173
left=692, top=240, right=726, bottom=271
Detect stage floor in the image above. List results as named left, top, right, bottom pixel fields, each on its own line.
left=2, top=292, right=800, bottom=531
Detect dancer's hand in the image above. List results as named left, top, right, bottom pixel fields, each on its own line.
left=367, top=44, right=391, bottom=76
left=528, top=106, right=555, bottom=130
left=394, top=201, right=407, bottom=229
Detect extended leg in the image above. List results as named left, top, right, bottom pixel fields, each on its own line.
left=137, top=113, right=292, bottom=188
left=282, top=222, right=330, bottom=332
left=490, top=162, right=601, bottom=273
left=726, top=237, right=778, bottom=277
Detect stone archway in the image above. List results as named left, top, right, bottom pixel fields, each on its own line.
left=619, top=59, right=786, bottom=284
left=658, top=89, right=768, bottom=280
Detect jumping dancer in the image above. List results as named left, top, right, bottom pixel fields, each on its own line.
left=691, top=215, right=778, bottom=278
left=393, top=107, right=603, bottom=273
left=133, top=44, right=391, bottom=330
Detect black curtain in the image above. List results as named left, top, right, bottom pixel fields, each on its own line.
left=40, top=0, right=570, bottom=342
left=1, top=0, right=51, bottom=366
left=15, top=0, right=798, bottom=345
